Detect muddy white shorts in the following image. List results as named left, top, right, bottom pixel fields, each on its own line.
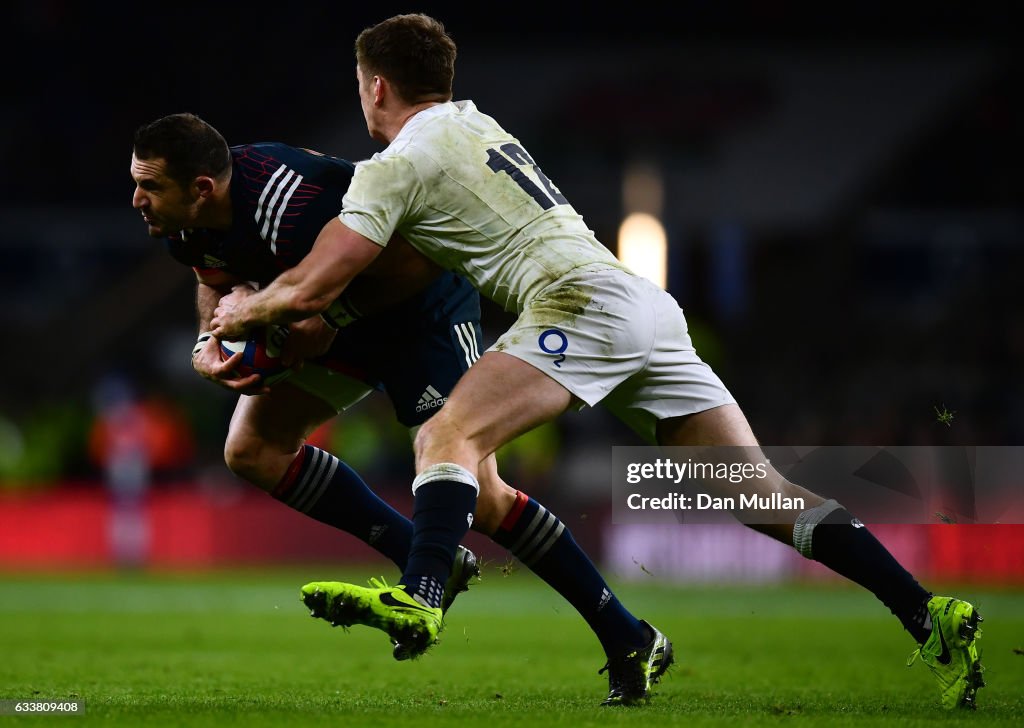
left=489, top=266, right=735, bottom=443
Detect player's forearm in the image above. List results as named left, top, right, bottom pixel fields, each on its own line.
left=194, top=269, right=243, bottom=332
left=236, top=218, right=384, bottom=324
left=211, top=218, right=383, bottom=338
left=236, top=267, right=340, bottom=325
left=209, top=266, right=344, bottom=339
left=195, top=282, right=222, bottom=333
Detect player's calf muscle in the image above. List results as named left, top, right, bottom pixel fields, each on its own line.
left=470, top=482, right=518, bottom=535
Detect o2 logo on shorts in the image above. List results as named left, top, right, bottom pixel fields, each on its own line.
left=538, top=329, right=568, bottom=368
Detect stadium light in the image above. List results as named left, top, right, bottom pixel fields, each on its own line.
left=617, top=212, right=667, bottom=289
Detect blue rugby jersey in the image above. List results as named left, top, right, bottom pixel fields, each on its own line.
left=167, top=143, right=355, bottom=283
left=163, top=142, right=483, bottom=426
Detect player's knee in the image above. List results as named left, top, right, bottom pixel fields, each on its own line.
left=413, top=412, right=442, bottom=452
left=413, top=411, right=458, bottom=459
left=415, top=410, right=489, bottom=470
left=223, top=434, right=267, bottom=487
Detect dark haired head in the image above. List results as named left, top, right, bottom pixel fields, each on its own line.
left=133, top=113, right=231, bottom=189
left=355, top=14, right=456, bottom=104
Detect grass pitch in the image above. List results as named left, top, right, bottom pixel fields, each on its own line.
left=0, top=566, right=1021, bottom=726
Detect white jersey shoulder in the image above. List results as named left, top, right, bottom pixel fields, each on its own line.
left=339, top=100, right=625, bottom=312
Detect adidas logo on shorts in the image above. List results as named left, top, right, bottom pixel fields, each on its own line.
left=415, top=385, right=448, bottom=413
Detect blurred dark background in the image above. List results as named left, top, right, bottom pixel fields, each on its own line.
left=0, top=1, right=1020, bottom=574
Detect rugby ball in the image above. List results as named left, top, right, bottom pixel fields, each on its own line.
left=219, top=324, right=294, bottom=386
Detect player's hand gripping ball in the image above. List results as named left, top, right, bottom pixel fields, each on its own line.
left=219, top=324, right=294, bottom=386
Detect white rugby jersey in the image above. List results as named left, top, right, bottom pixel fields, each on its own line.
left=339, top=100, right=628, bottom=314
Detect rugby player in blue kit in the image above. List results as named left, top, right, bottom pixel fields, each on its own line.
left=131, top=113, right=654, bottom=666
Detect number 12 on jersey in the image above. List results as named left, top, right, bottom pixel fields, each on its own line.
left=486, top=143, right=568, bottom=210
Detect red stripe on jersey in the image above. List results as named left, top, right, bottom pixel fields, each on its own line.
left=235, top=149, right=325, bottom=251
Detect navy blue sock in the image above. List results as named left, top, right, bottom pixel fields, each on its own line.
left=400, top=464, right=479, bottom=609
left=493, top=491, right=648, bottom=658
left=273, top=445, right=411, bottom=569
left=795, top=501, right=932, bottom=643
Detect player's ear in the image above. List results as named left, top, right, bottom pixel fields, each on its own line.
left=374, top=75, right=386, bottom=106
left=193, top=175, right=216, bottom=199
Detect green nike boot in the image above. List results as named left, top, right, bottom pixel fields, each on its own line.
left=301, top=577, right=443, bottom=658
left=907, top=596, right=985, bottom=709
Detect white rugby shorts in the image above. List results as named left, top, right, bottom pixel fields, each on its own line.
left=489, top=266, right=735, bottom=443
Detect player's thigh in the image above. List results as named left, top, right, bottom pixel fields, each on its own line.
left=227, top=368, right=367, bottom=453
left=601, top=280, right=737, bottom=444
left=657, top=402, right=820, bottom=513
left=655, top=403, right=758, bottom=447
left=416, top=351, right=574, bottom=466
